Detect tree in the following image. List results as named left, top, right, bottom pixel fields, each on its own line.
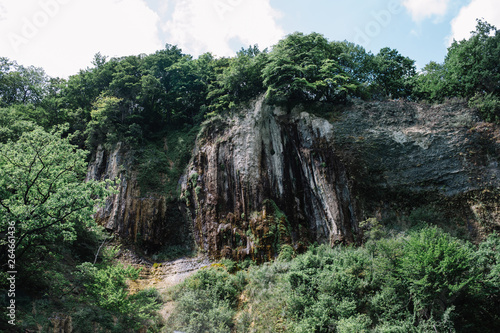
left=0, top=106, right=37, bottom=143
left=335, top=41, right=376, bottom=87
left=373, top=47, right=416, bottom=99
left=444, top=20, right=500, bottom=122
left=0, top=126, right=112, bottom=266
left=263, top=32, right=357, bottom=104
left=163, top=55, right=208, bottom=123
left=398, top=227, right=476, bottom=325
left=0, top=60, right=49, bottom=107
left=109, top=56, right=144, bottom=99
left=445, top=20, right=500, bottom=98
left=85, top=95, right=127, bottom=149
left=208, top=46, right=269, bottom=114
left=412, top=61, right=449, bottom=102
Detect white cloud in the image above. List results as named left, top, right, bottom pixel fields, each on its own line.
left=448, top=0, right=500, bottom=44
left=402, top=0, right=450, bottom=22
left=162, top=0, right=284, bottom=57
left=0, top=0, right=162, bottom=78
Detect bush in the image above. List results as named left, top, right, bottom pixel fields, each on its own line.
left=469, top=92, right=500, bottom=123
left=169, top=265, right=246, bottom=332
left=398, top=227, right=476, bottom=324
left=168, top=227, right=500, bottom=332
left=76, top=262, right=161, bottom=330
left=337, top=314, right=372, bottom=333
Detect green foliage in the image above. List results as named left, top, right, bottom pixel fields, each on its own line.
left=73, top=262, right=161, bottom=331
left=77, top=262, right=138, bottom=311
left=207, top=45, right=268, bottom=114
left=471, top=232, right=500, bottom=329
left=411, top=19, right=500, bottom=123
left=136, top=124, right=199, bottom=198
left=169, top=227, right=500, bottom=332
left=412, top=61, right=449, bottom=102
left=372, top=47, right=416, bottom=99
left=277, top=244, right=295, bottom=262
left=0, top=58, right=49, bottom=107
left=359, top=217, right=385, bottom=241
left=336, top=41, right=376, bottom=84
left=399, top=227, right=476, bottom=323
left=263, top=32, right=358, bottom=105
left=337, top=314, right=372, bottom=333
left=0, top=106, right=37, bottom=143
left=262, top=199, right=292, bottom=255
left=446, top=20, right=500, bottom=99
left=335, top=41, right=377, bottom=100
left=85, top=95, right=128, bottom=149
left=169, top=265, right=246, bottom=332
left=0, top=127, right=125, bottom=332
left=0, top=126, right=112, bottom=271
left=468, top=92, right=500, bottom=123
left=58, top=46, right=214, bottom=150
left=74, top=262, right=161, bottom=331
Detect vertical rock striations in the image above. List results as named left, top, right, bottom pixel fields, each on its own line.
left=87, top=97, right=500, bottom=259
left=181, top=97, right=358, bottom=260
left=86, top=143, right=192, bottom=251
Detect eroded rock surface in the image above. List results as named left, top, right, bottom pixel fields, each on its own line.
left=87, top=97, right=500, bottom=259
left=182, top=97, right=359, bottom=260
left=331, top=99, right=500, bottom=196
left=87, top=143, right=193, bottom=251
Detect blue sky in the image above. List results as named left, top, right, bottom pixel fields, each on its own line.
left=1, top=0, right=499, bottom=77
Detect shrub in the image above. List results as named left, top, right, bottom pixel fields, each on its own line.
left=469, top=92, right=500, bottom=123
left=168, top=227, right=500, bottom=332
left=398, top=227, right=476, bottom=323
left=169, top=265, right=246, bottom=332
left=76, top=263, right=161, bottom=330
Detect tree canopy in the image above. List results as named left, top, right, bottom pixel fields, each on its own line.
left=412, top=19, right=500, bottom=121
left=0, top=126, right=111, bottom=264
left=263, top=32, right=358, bottom=104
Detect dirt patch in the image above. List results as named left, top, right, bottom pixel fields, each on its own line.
left=118, top=248, right=211, bottom=322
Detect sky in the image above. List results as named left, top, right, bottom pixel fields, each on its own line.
left=0, top=0, right=499, bottom=78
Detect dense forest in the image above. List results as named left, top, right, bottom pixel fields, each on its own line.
left=1, top=19, right=500, bottom=332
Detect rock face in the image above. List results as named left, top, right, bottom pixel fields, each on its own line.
left=87, top=96, right=500, bottom=258
left=86, top=143, right=192, bottom=251
left=331, top=99, right=500, bottom=197
left=329, top=99, right=500, bottom=232
left=181, top=97, right=359, bottom=260
left=181, top=97, right=500, bottom=259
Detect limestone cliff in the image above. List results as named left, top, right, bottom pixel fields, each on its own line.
left=181, top=97, right=359, bottom=260
left=329, top=99, right=500, bottom=233
left=331, top=99, right=499, bottom=196
left=181, top=97, right=500, bottom=259
left=87, top=96, right=500, bottom=259
left=86, top=142, right=192, bottom=251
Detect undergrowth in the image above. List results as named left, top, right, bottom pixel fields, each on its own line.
left=167, top=225, right=500, bottom=333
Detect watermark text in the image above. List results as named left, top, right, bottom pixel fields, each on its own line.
left=8, top=0, right=72, bottom=52
left=6, top=219, right=16, bottom=325
left=354, top=0, right=403, bottom=47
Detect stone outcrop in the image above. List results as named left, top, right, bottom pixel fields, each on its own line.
left=87, top=96, right=500, bottom=258
left=86, top=143, right=192, bottom=251
left=330, top=99, right=500, bottom=197
left=181, top=97, right=358, bottom=260
left=329, top=99, right=500, bottom=232
left=181, top=97, right=500, bottom=259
